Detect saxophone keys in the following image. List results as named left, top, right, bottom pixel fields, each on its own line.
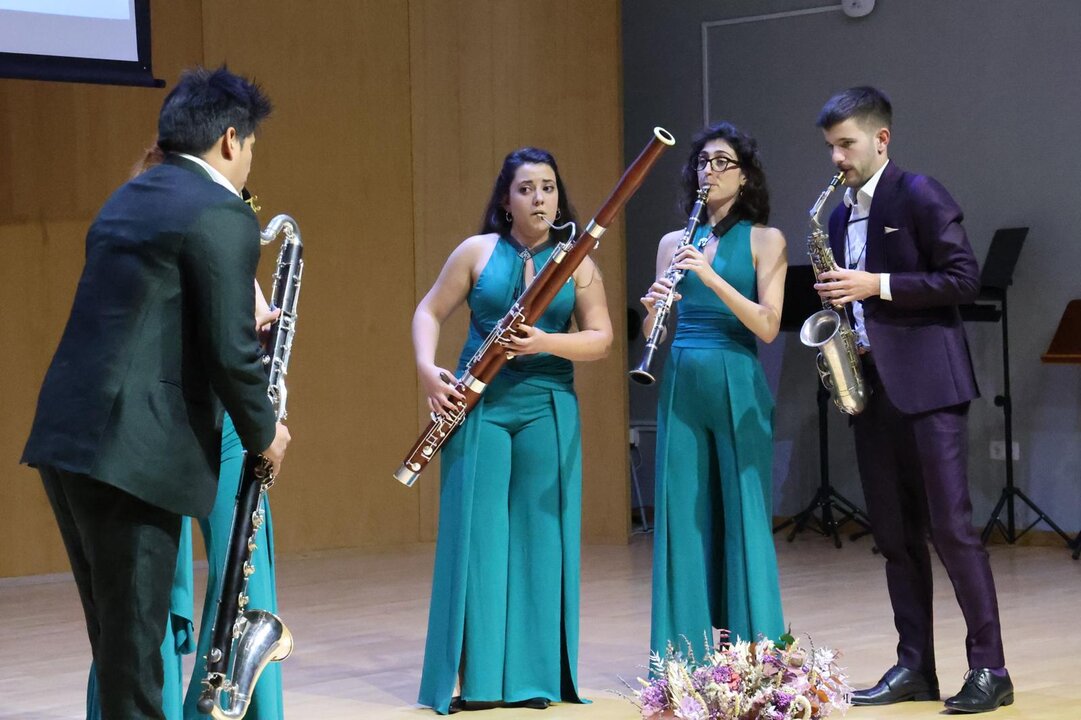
left=243, top=562, right=256, bottom=577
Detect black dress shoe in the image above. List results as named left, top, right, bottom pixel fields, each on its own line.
left=851, top=665, right=940, bottom=706
left=449, top=698, right=502, bottom=712
left=507, top=697, right=551, bottom=710
left=945, top=668, right=1014, bottom=713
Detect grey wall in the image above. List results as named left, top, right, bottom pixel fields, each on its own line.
left=623, top=0, right=1081, bottom=536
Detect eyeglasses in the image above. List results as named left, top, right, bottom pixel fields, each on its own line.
left=695, top=155, right=740, bottom=173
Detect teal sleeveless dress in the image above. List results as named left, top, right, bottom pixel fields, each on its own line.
left=649, top=220, right=784, bottom=658
left=419, top=237, right=586, bottom=714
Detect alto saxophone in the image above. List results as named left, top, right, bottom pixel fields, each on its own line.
left=197, top=211, right=304, bottom=719
left=799, top=172, right=868, bottom=415
left=629, top=185, right=710, bottom=384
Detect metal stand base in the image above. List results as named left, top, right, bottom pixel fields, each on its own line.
left=976, top=289, right=1074, bottom=556
left=774, top=385, right=871, bottom=548
left=981, top=483, right=1074, bottom=549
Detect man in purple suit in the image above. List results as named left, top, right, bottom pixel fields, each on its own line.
left=813, top=87, right=1012, bottom=714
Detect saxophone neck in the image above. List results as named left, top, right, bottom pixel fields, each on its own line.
left=808, top=171, right=845, bottom=228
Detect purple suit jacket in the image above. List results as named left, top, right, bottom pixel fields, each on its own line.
left=828, top=161, right=980, bottom=415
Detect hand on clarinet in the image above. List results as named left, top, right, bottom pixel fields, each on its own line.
left=673, top=244, right=719, bottom=284
left=255, top=307, right=281, bottom=348
left=420, top=363, right=465, bottom=416
left=261, top=421, right=291, bottom=477
left=640, top=276, right=680, bottom=316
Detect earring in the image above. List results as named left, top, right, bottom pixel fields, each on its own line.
left=555, top=209, right=561, bottom=220
left=505, top=211, right=513, bottom=223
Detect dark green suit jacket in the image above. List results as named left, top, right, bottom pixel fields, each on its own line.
left=23, top=156, right=276, bottom=517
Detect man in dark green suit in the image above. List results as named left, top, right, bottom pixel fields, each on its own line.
left=22, top=67, right=291, bottom=720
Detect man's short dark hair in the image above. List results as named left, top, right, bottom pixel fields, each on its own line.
left=157, top=66, right=272, bottom=155
left=816, top=86, right=892, bottom=131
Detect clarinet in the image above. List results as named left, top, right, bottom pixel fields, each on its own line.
left=629, top=185, right=710, bottom=385
left=197, top=213, right=304, bottom=719
left=394, top=127, right=676, bottom=487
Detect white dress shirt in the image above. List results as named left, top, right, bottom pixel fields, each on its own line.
left=843, top=160, right=892, bottom=348
left=176, top=153, right=241, bottom=198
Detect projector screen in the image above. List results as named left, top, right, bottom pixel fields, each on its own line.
left=0, top=0, right=161, bottom=87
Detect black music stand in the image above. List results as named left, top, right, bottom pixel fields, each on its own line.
left=773, top=265, right=871, bottom=547
left=960, top=228, right=1072, bottom=548
left=1040, top=299, right=1081, bottom=559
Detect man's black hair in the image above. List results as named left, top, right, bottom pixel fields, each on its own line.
left=157, top=66, right=272, bottom=155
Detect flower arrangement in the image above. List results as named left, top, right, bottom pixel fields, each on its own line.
left=629, top=632, right=852, bottom=720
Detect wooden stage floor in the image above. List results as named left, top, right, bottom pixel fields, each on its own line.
left=2, top=532, right=1079, bottom=719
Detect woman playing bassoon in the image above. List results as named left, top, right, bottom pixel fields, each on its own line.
left=414, top=147, right=612, bottom=714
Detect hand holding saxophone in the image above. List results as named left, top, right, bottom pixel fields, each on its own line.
left=815, top=267, right=880, bottom=305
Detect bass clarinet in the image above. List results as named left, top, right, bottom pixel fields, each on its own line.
left=197, top=211, right=304, bottom=719
left=629, top=185, right=710, bottom=384
left=799, top=172, right=868, bottom=415
left=394, top=127, right=676, bottom=486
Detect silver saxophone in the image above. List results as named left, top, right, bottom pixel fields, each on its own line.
left=629, top=185, right=711, bottom=385
left=799, top=172, right=868, bottom=415
left=197, top=213, right=303, bottom=719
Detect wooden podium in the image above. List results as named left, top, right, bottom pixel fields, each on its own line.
left=1042, top=299, right=1081, bottom=559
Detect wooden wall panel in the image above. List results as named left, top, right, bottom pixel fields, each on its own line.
left=200, top=1, right=421, bottom=552
left=409, top=0, right=628, bottom=544
left=0, top=2, right=204, bottom=576
left=1, top=0, right=626, bottom=577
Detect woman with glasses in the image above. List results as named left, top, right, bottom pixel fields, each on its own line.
left=641, top=122, right=788, bottom=659
left=413, top=147, right=612, bottom=714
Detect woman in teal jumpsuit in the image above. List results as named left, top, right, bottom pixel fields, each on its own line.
left=642, top=123, right=789, bottom=659
left=413, top=148, right=613, bottom=714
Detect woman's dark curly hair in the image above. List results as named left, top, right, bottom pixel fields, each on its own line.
left=479, top=147, right=577, bottom=242
left=679, top=122, right=769, bottom=224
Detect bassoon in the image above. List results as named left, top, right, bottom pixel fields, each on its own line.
left=394, top=128, right=676, bottom=486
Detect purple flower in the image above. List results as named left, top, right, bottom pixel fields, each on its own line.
left=678, top=696, right=706, bottom=720
left=773, top=690, right=793, bottom=711
left=639, top=679, right=668, bottom=713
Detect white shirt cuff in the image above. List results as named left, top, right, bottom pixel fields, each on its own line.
left=879, top=273, right=892, bottom=301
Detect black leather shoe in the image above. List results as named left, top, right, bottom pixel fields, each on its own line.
left=507, top=697, right=551, bottom=710
left=851, top=665, right=940, bottom=706
left=449, top=698, right=502, bottom=712
left=945, top=668, right=1014, bottom=713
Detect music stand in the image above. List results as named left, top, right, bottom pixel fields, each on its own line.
left=960, top=228, right=1073, bottom=548
left=1041, top=299, right=1081, bottom=559
left=773, top=265, right=871, bottom=547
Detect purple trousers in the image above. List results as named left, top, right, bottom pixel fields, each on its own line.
left=853, top=361, right=1005, bottom=674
